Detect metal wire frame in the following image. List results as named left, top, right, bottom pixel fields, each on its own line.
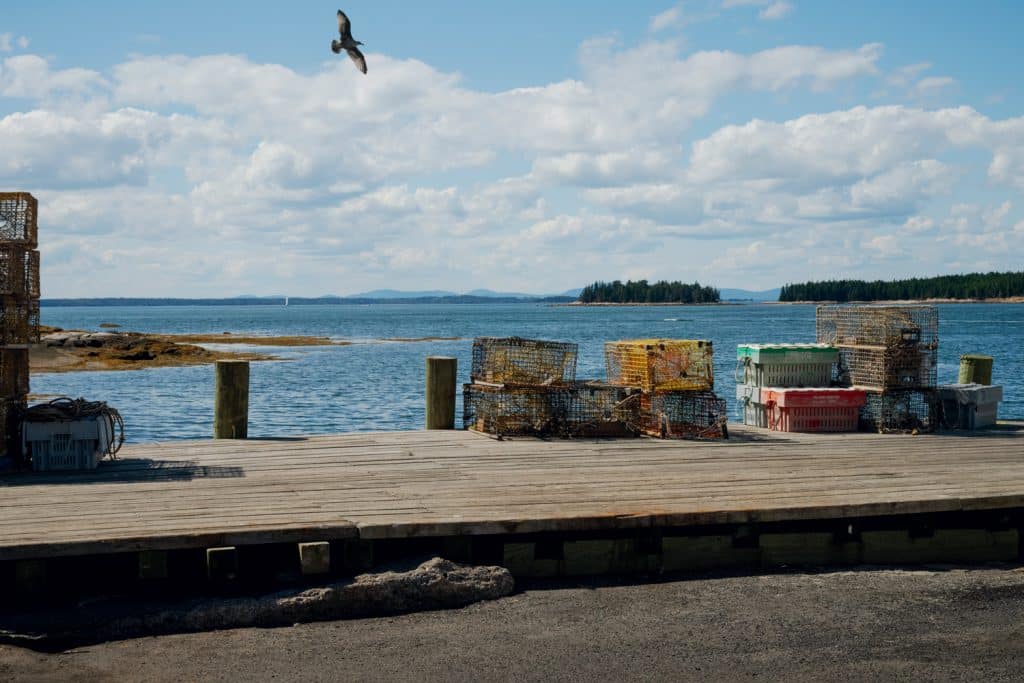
left=0, top=248, right=40, bottom=298
left=0, top=193, right=39, bottom=247
left=816, top=305, right=938, bottom=348
left=0, top=296, right=41, bottom=344
left=639, top=390, right=728, bottom=440
left=835, top=344, right=937, bottom=392
left=462, top=381, right=642, bottom=438
left=0, top=344, right=30, bottom=399
left=605, top=339, right=714, bottom=392
left=470, top=337, right=578, bottom=385
left=859, top=389, right=938, bottom=433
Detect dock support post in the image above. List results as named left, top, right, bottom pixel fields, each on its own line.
left=959, top=354, right=993, bottom=385
left=214, top=360, right=249, bottom=439
left=425, top=356, right=457, bottom=429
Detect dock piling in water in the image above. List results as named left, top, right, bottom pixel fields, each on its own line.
left=425, top=356, right=457, bottom=429
left=214, top=360, right=249, bottom=438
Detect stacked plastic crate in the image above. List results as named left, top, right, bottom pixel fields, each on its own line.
left=604, top=339, right=727, bottom=439
left=816, top=305, right=939, bottom=432
left=0, top=192, right=40, bottom=459
left=735, top=344, right=866, bottom=432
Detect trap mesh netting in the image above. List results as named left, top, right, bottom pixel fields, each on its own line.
left=0, top=248, right=40, bottom=298
left=639, top=390, right=728, bottom=439
left=470, top=337, right=578, bottom=385
left=463, top=382, right=639, bottom=438
left=0, top=296, right=40, bottom=344
left=817, top=306, right=938, bottom=392
left=816, top=305, right=938, bottom=347
left=464, top=382, right=727, bottom=440
left=0, top=193, right=38, bottom=247
left=604, top=339, right=714, bottom=392
left=860, top=389, right=938, bottom=433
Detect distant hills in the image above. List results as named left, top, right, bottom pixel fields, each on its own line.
left=719, top=287, right=782, bottom=301
left=349, top=288, right=582, bottom=299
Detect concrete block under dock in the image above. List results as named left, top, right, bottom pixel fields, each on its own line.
left=2, top=424, right=1024, bottom=599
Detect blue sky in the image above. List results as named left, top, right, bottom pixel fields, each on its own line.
left=2, top=1, right=1022, bottom=296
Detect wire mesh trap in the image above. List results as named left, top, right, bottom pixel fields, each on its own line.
left=0, top=247, right=40, bottom=298
left=605, top=339, right=714, bottom=392
left=816, top=305, right=938, bottom=348
left=0, top=296, right=40, bottom=344
left=835, top=345, right=937, bottom=392
left=463, top=381, right=642, bottom=438
left=0, top=344, right=30, bottom=398
left=817, top=305, right=938, bottom=392
left=859, top=389, right=938, bottom=433
left=0, top=193, right=39, bottom=247
left=639, top=390, right=728, bottom=439
left=471, top=337, right=578, bottom=385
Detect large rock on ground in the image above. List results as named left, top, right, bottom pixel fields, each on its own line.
left=1, top=558, right=514, bottom=649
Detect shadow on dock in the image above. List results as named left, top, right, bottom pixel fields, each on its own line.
left=0, top=459, right=245, bottom=486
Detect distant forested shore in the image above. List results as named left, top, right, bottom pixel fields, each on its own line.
left=578, top=280, right=720, bottom=304
left=779, top=271, right=1024, bottom=302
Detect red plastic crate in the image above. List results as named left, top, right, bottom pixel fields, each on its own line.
left=761, top=388, right=867, bottom=408
left=762, top=388, right=866, bottom=432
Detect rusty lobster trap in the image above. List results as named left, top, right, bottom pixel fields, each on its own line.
left=860, top=389, right=938, bottom=433
left=471, top=337, right=578, bottom=385
left=0, top=248, right=40, bottom=298
left=639, top=390, right=728, bottom=439
left=0, top=193, right=39, bottom=248
left=463, top=381, right=641, bottom=438
left=605, top=339, right=714, bottom=392
left=816, top=305, right=938, bottom=392
left=0, top=296, right=40, bottom=344
left=0, top=345, right=30, bottom=398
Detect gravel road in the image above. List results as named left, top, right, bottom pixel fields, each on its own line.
left=4, top=566, right=1024, bottom=681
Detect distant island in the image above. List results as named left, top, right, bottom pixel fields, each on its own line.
left=578, top=280, right=720, bottom=304
left=779, top=271, right=1024, bottom=302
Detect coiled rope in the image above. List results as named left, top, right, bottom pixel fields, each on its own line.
left=22, top=397, right=125, bottom=459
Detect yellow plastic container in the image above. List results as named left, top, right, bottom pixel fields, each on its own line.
left=604, top=339, right=714, bottom=391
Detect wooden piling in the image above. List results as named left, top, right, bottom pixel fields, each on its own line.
left=425, top=356, right=457, bottom=429
left=214, top=360, right=249, bottom=439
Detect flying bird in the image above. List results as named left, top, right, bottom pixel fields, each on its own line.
left=331, top=9, right=367, bottom=74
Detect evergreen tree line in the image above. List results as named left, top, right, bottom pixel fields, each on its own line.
left=578, top=280, right=720, bottom=304
left=778, top=271, right=1024, bottom=302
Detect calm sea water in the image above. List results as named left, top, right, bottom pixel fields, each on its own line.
left=32, top=303, right=1023, bottom=443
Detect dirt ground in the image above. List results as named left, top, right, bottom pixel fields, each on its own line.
left=3, top=566, right=1024, bottom=682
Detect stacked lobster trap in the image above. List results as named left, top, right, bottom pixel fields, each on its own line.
left=0, top=193, right=41, bottom=458
left=463, top=337, right=727, bottom=439
left=604, top=339, right=726, bottom=439
left=816, top=305, right=939, bottom=432
left=734, top=343, right=866, bottom=433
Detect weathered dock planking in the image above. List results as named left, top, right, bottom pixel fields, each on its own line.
left=2, top=423, right=1024, bottom=563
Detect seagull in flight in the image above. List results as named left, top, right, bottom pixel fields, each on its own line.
left=331, top=9, right=367, bottom=74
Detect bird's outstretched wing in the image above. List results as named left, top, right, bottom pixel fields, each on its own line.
left=347, top=46, right=367, bottom=74
left=337, top=10, right=352, bottom=39
left=331, top=39, right=342, bottom=54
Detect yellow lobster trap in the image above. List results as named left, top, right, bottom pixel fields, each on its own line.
left=604, top=339, right=714, bottom=391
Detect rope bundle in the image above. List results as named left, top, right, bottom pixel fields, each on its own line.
left=22, top=397, right=125, bottom=458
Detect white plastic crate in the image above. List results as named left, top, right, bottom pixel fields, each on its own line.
left=24, top=416, right=113, bottom=471
left=737, top=344, right=838, bottom=364
left=735, top=384, right=767, bottom=428
left=738, top=361, right=834, bottom=388
left=937, top=384, right=1002, bottom=430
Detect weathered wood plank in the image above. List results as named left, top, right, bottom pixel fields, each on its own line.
left=1, top=424, right=1023, bottom=559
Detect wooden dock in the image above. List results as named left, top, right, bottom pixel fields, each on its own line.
left=3, top=424, right=1024, bottom=587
